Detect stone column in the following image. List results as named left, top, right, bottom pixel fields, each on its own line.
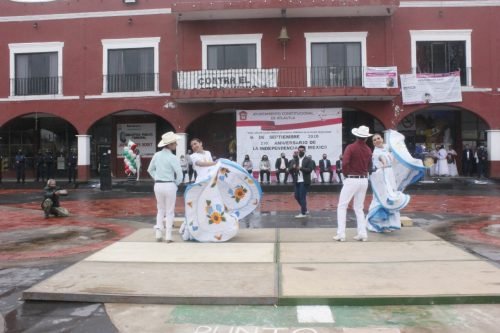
left=486, top=130, right=500, bottom=179
left=76, top=134, right=91, bottom=182
left=176, top=132, right=187, bottom=158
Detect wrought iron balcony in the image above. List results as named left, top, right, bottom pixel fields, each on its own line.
left=13, top=76, right=60, bottom=96
left=173, top=66, right=365, bottom=90
left=105, top=73, right=158, bottom=93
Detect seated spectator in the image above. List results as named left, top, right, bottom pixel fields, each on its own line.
left=319, top=153, right=333, bottom=183
left=242, top=155, right=253, bottom=175
left=259, top=155, right=271, bottom=184
left=41, top=179, right=69, bottom=218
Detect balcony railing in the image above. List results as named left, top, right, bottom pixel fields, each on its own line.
left=173, top=66, right=364, bottom=90
left=105, top=73, right=157, bottom=93
left=13, top=76, right=60, bottom=96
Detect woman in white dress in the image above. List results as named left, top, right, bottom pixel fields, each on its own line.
left=366, top=133, right=410, bottom=233
left=437, top=145, right=449, bottom=176
left=447, top=145, right=458, bottom=177
left=181, top=138, right=262, bottom=242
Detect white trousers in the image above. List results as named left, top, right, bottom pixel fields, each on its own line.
left=336, top=177, right=369, bottom=238
left=154, top=182, right=177, bottom=240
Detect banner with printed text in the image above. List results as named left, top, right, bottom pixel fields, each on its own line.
left=236, top=109, right=342, bottom=170
left=116, top=123, right=156, bottom=157
left=364, top=66, right=398, bottom=88
left=400, top=71, right=462, bottom=105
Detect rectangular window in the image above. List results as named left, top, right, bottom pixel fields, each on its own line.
left=311, top=42, right=361, bottom=87
left=416, top=41, right=466, bottom=85
left=207, top=44, right=256, bottom=70
left=107, top=47, right=154, bottom=92
left=14, top=52, right=58, bottom=95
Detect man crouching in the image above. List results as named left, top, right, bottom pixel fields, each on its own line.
left=41, top=179, right=69, bottom=218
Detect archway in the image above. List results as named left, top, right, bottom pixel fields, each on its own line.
left=0, top=113, right=77, bottom=180
left=397, top=106, right=489, bottom=175
left=87, top=110, right=174, bottom=178
left=185, top=109, right=235, bottom=160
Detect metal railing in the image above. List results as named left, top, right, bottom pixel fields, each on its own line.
left=13, top=76, right=60, bottom=96
left=105, top=73, right=157, bottom=93
left=172, top=66, right=364, bottom=90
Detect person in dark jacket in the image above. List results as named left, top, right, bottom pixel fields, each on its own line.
left=274, top=153, right=289, bottom=184
left=289, top=145, right=315, bottom=218
left=15, top=149, right=26, bottom=184
left=319, top=153, right=333, bottom=183
left=67, top=149, right=78, bottom=183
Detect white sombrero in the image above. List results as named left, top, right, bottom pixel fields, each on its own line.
left=158, top=131, right=180, bottom=148
left=351, top=125, right=373, bottom=138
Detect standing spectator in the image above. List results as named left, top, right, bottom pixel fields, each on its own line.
left=462, top=144, right=474, bottom=177
left=334, top=125, right=373, bottom=242
left=436, top=145, right=449, bottom=176
left=335, top=154, right=343, bottom=184
left=35, top=150, right=46, bottom=182
left=67, top=148, right=78, bottom=183
left=147, top=132, right=183, bottom=243
left=319, top=153, right=333, bottom=183
left=45, top=150, right=55, bottom=180
left=180, top=155, right=188, bottom=183
left=289, top=145, right=315, bottom=218
left=242, top=155, right=253, bottom=175
left=15, top=149, right=26, bottom=184
left=476, top=145, right=488, bottom=179
left=274, top=153, right=289, bottom=184
left=259, top=155, right=271, bottom=184
left=447, top=145, right=458, bottom=177
left=186, top=149, right=195, bottom=183
left=41, top=179, right=69, bottom=218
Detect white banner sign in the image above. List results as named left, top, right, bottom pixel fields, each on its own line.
left=364, top=66, right=398, bottom=88
left=116, top=123, right=156, bottom=157
left=177, top=68, right=278, bottom=89
left=400, top=71, right=462, bottom=105
left=236, top=109, right=342, bottom=170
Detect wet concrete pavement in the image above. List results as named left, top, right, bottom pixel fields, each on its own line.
left=1, top=178, right=500, bottom=332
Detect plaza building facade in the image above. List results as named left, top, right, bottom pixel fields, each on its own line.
left=0, top=0, right=499, bottom=180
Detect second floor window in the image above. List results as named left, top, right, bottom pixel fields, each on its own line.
left=15, top=52, right=58, bottom=96
left=416, top=41, right=466, bottom=85
left=310, top=42, right=362, bottom=87
left=107, top=47, right=154, bottom=92
left=207, top=44, right=256, bottom=70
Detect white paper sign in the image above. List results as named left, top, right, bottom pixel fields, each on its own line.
left=364, top=66, right=398, bottom=88
left=400, top=72, right=462, bottom=105
left=236, top=109, right=342, bottom=170
left=116, top=123, right=156, bottom=157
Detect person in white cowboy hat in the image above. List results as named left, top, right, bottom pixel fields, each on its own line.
left=334, top=125, right=373, bottom=242
left=147, top=131, right=183, bottom=242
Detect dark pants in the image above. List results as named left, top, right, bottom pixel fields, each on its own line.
left=188, top=165, right=195, bottom=182
left=182, top=170, right=187, bottom=183
left=294, top=182, right=310, bottom=214
left=320, top=170, right=333, bottom=183
left=462, top=160, right=473, bottom=177
left=276, top=169, right=288, bottom=183
left=36, top=165, right=45, bottom=182
left=46, top=163, right=54, bottom=179
left=260, top=170, right=270, bottom=182
left=68, top=166, right=77, bottom=182
left=16, top=166, right=25, bottom=183
left=477, top=161, right=487, bottom=178
left=336, top=172, right=343, bottom=184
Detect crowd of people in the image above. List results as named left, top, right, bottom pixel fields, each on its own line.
left=415, top=143, right=488, bottom=178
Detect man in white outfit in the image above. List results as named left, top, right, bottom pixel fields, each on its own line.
left=334, top=125, right=373, bottom=242
left=147, top=132, right=183, bottom=242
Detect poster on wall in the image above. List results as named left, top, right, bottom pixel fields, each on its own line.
left=116, top=123, right=156, bottom=157
left=400, top=71, right=462, bottom=105
left=364, top=67, right=398, bottom=88
left=236, top=108, right=342, bottom=170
